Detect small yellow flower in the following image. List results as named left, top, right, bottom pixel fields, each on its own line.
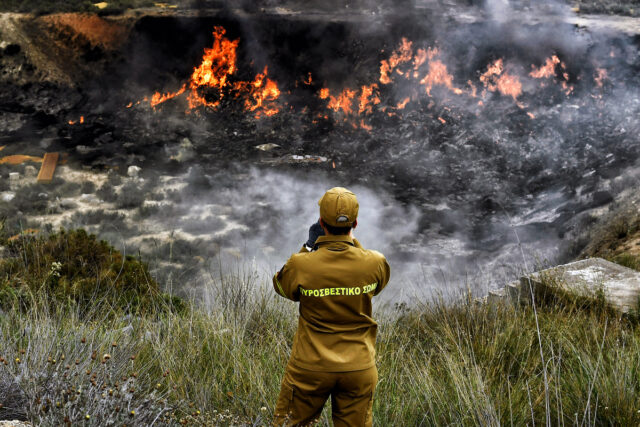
left=156, top=383, right=162, bottom=389
left=15, top=358, right=20, bottom=364
left=130, top=410, right=136, bottom=416
left=85, top=414, right=90, bottom=420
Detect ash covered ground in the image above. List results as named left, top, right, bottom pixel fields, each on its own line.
left=1, top=0, right=640, bottom=301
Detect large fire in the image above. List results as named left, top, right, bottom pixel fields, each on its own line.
left=145, top=26, right=280, bottom=118
left=130, top=26, right=613, bottom=130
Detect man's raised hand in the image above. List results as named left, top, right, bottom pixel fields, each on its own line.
left=305, top=221, right=325, bottom=249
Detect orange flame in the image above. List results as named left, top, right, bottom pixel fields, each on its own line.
left=303, top=72, right=313, bottom=85
left=529, top=55, right=560, bottom=79
left=397, top=97, right=410, bottom=109
left=420, top=60, right=461, bottom=96
left=594, top=68, right=607, bottom=88
left=360, top=120, right=373, bottom=131
left=358, top=84, right=380, bottom=114
left=146, top=26, right=280, bottom=117
left=241, top=66, right=281, bottom=118
left=480, top=59, right=522, bottom=100
left=150, top=84, right=186, bottom=108
left=380, top=38, right=413, bottom=84
left=68, top=116, right=85, bottom=125
left=327, top=89, right=357, bottom=115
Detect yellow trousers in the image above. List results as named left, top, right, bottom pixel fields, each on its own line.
left=273, top=363, right=377, bottom=427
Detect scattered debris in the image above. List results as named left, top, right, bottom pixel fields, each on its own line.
left=262, top=154, right=329, bottom=165
left=127, top=165, right=142, bottom=178
left=75, top=145, right=95, bottom=155
left=24, top=165, right=37, bottom=178
left=154, top=3, right=178, bottom=9
left=93, top=2, right=108, bottom=9
left=36, top=152, right=59, bottom=184
left=8, top=172, right=20, bottom=191
left=255, top=143, right=280, bottom=151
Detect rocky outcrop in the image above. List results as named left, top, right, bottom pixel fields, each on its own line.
left=487, top=258, right=640, bottom=314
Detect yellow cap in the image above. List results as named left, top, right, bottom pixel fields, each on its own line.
left=318, top=187, right=359, bottom=227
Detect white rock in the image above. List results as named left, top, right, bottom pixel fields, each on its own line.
left=9, top=172, right=19, bottom=180
left=79, top=193, right=100, bottom=203
left=76, top=145, right=93, bottom=154
left=255, top=143, right=280, bottom=151
left=521, top=258, right=640, bottom=313
left=24, top=165, right=37, bottom=177
left=127, top=165, right=142, bottom=178
left=1, top=192, right=15, bottom=202
left=172, top=138, right=194, bottom=162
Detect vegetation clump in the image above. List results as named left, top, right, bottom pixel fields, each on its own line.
left=0, top=227, right=186, bottom=315
left=0, top=224, right=640, bottom=424
left=581, top=212, right=640, bottom=272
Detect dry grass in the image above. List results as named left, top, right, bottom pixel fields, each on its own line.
left=1, top=276, right=640, bottom=425
left=1, top=228, right=640, bottom=425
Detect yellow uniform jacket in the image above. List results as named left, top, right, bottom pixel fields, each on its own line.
left=273, top=235, right=391, bottom=372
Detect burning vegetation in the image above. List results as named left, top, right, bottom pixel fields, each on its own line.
left=126, top=25, right=609, bottom=133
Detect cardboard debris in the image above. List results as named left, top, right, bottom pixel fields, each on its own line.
left=37, top=152, right=59, bottom=184
left=0, top=155, right=43, bottom=165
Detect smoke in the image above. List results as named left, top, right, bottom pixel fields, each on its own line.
left=172, top=167, right=423, bottom=293
left=44, top=1, right=640, bottom=302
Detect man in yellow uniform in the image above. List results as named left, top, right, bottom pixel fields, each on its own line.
left=272, top=187, right=391, bottom=427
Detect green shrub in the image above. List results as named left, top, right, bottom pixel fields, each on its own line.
left=0, top=228, right=186, bottom=315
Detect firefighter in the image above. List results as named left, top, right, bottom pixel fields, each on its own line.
left=272, top=187, right=391, bottom=427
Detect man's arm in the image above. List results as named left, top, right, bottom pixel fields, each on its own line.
left=373, top=255, right=391, bottom=296
left=273, top=258, right=300, bottom=301
left=273, top=222, right=322, bottom=300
